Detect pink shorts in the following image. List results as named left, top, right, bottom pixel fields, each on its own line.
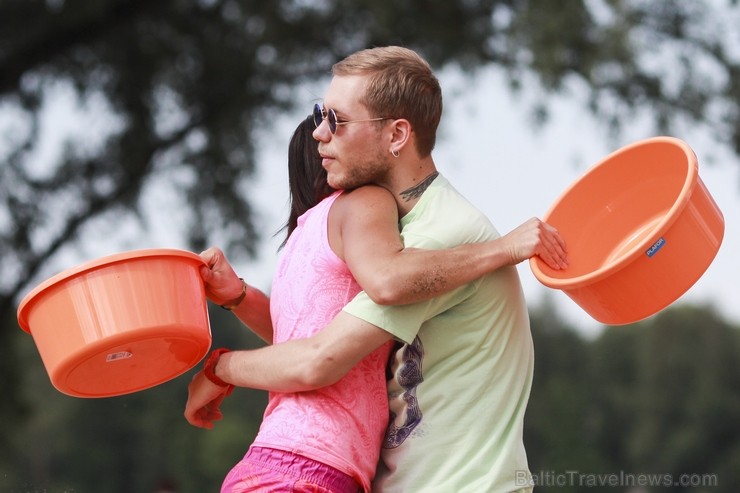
left=220, top=446, right=361, bottom=493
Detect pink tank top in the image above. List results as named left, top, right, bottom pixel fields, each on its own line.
left=254, top=191, right=391, bottom=492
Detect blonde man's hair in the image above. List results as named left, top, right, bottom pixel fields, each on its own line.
left=333, top=46, right=442, bottom=157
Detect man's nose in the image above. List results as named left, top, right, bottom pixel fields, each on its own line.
left=312, top=122, right=330, bottom=142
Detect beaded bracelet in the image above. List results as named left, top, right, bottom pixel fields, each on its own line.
left=220, top=278, right=247, bottom=311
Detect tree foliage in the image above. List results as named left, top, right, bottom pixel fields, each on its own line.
left=2, top=0, right=739, bottom=309
left=3, top=303, right=739, bottom=492
left=2, top=0, right=740, bottom=490
left=526, top=304, right=740, bottom=493
left=1, top=306, right=268, bottom=493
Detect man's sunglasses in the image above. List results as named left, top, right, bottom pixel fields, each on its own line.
left=313, top=103, right=392, bottom=134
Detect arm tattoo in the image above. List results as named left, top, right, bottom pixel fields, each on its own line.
left=400, top=172, right=439, bottom=202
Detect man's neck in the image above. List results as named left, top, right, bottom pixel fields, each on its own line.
left=395, top=170, right=439, bottom=216
left=400, top=171, right=439, bottom=201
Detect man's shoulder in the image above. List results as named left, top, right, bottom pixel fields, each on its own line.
left=404, top=184, right=497, bottom=245
left=337, top=185, right=395, bottom=208
left=332, top=185, right=398, bottom=223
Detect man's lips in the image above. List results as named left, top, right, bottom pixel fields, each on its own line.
left=319, top=153, right=335, bottom=168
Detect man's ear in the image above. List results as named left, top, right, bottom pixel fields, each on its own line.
left=388, top=118, right=413, bottom=154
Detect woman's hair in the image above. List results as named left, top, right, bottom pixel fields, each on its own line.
left=332, top=46, right=442, bottom=157
left=280, top=115, right=335, bottom=245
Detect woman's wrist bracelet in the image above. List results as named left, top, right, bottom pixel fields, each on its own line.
left=220, top=278, right=247, bottom=311
left=203, top=348, right=234, bottom=394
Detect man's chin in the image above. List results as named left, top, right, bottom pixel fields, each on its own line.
left=328, top=171, right=372, bottom=191
left=327, top=175, right=348, bottom=190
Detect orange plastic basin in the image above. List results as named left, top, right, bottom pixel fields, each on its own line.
left=17, top=249, right=211, bottom=397
left=530, top=137, right=724, bottom=325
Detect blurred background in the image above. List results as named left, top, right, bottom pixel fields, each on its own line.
left=2, top=0, right=740, bottom=491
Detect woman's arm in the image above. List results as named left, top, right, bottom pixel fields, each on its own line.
left=199, top=247, right=273, bottom=343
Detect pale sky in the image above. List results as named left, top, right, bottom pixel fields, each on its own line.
left=18, top=65, right=739, bottom=339
left=238, top=67, right=740, bottom=337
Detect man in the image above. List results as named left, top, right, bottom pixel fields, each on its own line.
left=186, top=46, right=567, bottom=492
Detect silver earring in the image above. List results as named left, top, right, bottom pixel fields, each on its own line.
left=391, top=149, right=400, bottom=158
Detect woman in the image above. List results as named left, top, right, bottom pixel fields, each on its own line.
left=218, top=116, right=394, bottom=492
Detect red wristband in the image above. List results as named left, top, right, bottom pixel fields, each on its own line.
left=203, top=348, right=234, bottom=394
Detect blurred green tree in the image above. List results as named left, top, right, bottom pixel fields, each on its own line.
left=2, top=305, right=268, bottom=493
left=4, top=0, right=739, bottom=409
left=525, top=304, right=740, bottom=493
left=3, top=0, right=740, bottom=490
left=627, top=305, right=740, bottom=492
left=525, top=298, right=608, bottom=492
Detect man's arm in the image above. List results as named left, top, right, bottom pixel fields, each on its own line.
left=215, top=311, right=392, bottom=392
left=184, top=312, right=392, bottom=428
left=334, top=186, right=568, bottom=306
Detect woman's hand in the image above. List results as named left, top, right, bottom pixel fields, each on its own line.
left=199, top=246, right=245, bottom=305
left=184, top=370, right=233, bottom=429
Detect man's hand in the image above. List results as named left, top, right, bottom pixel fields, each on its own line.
left=184, top=370, right=233, bottom=429
left=501, top=217, right=569, bottom=269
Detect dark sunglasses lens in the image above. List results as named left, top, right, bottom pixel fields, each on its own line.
left=327, top=109, right=337, bottom=133
left=312, top=105, right=337, bottom=133
left=312, top=104, right=322, bottom=128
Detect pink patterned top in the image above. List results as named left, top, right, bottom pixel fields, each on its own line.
left=252, top=191, right=392, bottom=492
